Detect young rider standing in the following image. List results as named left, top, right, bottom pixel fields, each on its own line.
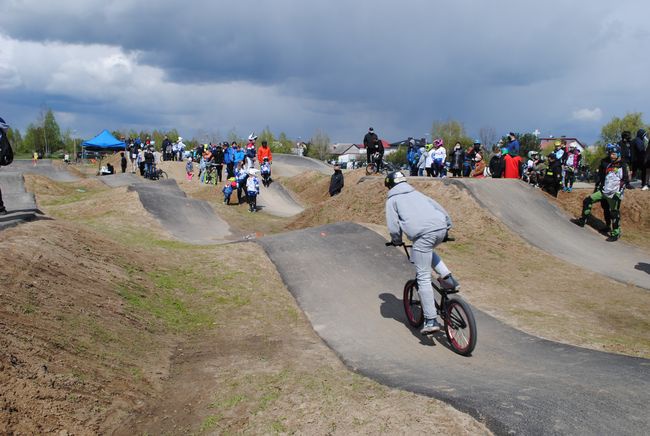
left=572, top=144, right=628, bottom=241
left=385, top=171, right=459, bottom=334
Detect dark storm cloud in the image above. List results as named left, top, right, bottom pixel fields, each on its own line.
left=1, top=0, right=649, bottom=142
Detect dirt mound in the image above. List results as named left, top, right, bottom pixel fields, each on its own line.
left=288, top=177, right=650, bottom=358
left=549, top=188, right=650, bottom=248
left=0, top=220, right=172, bottom=434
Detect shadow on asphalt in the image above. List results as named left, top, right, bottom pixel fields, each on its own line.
left=635, top=262, right=650, bottom=274
left=378, top=292, right=456, bottom=352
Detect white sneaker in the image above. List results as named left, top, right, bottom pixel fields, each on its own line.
left=421, top=318, right=442, bottom=334
left=642, top=186, right=649, bottom=191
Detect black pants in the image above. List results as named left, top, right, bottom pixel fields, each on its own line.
left=226, top=163, right=235, bottom=179
left=0, top=187, right=5, bottom=212
left=215, top=164, right=223, bottom=182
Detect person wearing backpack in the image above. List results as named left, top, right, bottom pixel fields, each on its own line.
left=0, top=116, right=14, bottom=214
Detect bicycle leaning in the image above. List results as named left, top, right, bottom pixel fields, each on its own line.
left=387, top=241, right=477, bottom=356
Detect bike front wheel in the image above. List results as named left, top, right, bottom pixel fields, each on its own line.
left=443, top=297, right=477, bottom=356
left=158, top=170, right=168, bottom=179
left=403, top=279, right=424, bottom=328
left=365, top=163, right=376, bottom=176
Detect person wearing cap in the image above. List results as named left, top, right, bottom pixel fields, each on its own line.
left=245, top=168, right=260, bottom=212
left=507, top=132, right=520, bottom=156
left=223, top=142, right=235, bottom=179
left=562, top=142, right=582, bottom=192
left=384, top=170, right=458, bottom=334
left=363, top=127, right=379, bottom=164
left=450, top=142, right=464, bottom=177
left=329, top=164, right=344, bottom=196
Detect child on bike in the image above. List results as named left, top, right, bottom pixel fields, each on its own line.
left=246, top=168, right=260, bottom=212
left=385, top=171, right=458, bottom=334
left=260, top=157, right=272, bottom=187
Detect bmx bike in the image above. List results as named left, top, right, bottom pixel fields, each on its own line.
left=388, top=242, right=477, bottom=356
left=147, top=164, right=168, bottom=180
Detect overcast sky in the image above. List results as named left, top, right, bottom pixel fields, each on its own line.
left=1, top=0, right=649, bottom=144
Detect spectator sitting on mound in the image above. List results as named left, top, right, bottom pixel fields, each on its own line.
left=470, top=154, right=485, bottom=178
left=329, top=164, right=344, bottom=196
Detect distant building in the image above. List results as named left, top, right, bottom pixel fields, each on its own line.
left=539, top=137, right=588, bottom=153
left=328, top=143, right=364, bottom=163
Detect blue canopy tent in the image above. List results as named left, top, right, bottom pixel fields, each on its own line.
left=81, top=129, right=126, bottom=152
left=81, top=130, right=126, bottom=174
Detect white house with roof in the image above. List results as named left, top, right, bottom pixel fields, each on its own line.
left=328, top=143, right=364, bottom=164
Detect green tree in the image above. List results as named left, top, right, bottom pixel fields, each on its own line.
left=430, top=120, right=473, bottom=153
left=41, top=108, right=63, bottom=156
left=385, top=145, right=407, bottom=166
left=274, top=132, right=294, bottom=154
left=600, top=112, right=645, bottom=145
left=308, top=129, right=331, bottom=161
left=518, top=133, right=541, bottom=158
left=23, top=123, right=45, bottom=154
left=258, top=126, right=276, bottom=146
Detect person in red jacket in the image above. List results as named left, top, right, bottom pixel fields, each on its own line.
left=503, top=148, right=522, bottom=179
left=257, top=140, right=273, bottom=164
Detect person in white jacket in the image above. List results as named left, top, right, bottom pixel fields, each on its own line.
left=432, top=138, right=447, bottom=177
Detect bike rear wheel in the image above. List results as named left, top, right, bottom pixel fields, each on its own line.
left=365, top=163, right=376, bottom=175
left=158, top=170, right=168, bottom=179
left=403, top=279, right=424, bottom=328
left=443, top=297, right=477, bottom=356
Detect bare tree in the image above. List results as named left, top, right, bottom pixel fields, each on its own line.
left=309, top=129, right=331, bottom=161
left=479, top=126, right=498, bottom=151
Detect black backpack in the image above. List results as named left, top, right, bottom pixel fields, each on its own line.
left=0, top=131, right=13, bottom=166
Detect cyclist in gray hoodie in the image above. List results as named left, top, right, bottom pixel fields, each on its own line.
left=385, top=171, right=459, bottom=334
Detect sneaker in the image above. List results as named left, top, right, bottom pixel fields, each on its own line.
left=571, top=217, right=586, bottom=227
left=626, top=184, right=635, bottom=190
left=643, top=186, right=649, bottom=191
left=568, top=187, right=572, bottom=192
left=438, top=274, right=460, bottom=291
left=421, top=318, right=442, bottom=334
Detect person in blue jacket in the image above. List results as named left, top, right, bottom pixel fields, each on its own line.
left=223, top=142, right=235, bottom=179
left=507, top=132, right=520, bottom=156
left=406, top=138, right=420, bottom=176
left=233, top=144, right=245, bottom=171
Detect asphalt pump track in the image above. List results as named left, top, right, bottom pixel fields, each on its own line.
left=449, top=178, right=650, bottom=290
left=259, top=222, right=650, bottom=435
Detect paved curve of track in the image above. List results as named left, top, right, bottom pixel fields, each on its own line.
left=0, top=160, right=76, bottom=229
left=259, top=222, right=650, bottom=436
left=447, top=178, right=650, bottom=290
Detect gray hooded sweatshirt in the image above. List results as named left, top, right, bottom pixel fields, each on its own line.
left=385, top=182, right=452, bottom=243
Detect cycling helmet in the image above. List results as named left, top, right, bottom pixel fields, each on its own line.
left=527, top=150, right=539, bottom=159
left=607, top=143, right=621, bottom=158
left=384, top=171, right=407, bottom=189
left=263, top=157, right=269, bottom=162
left=433, top=138, right=444, bottom=148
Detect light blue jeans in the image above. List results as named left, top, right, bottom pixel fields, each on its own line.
left=411, top=229, right=448, bottom=319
